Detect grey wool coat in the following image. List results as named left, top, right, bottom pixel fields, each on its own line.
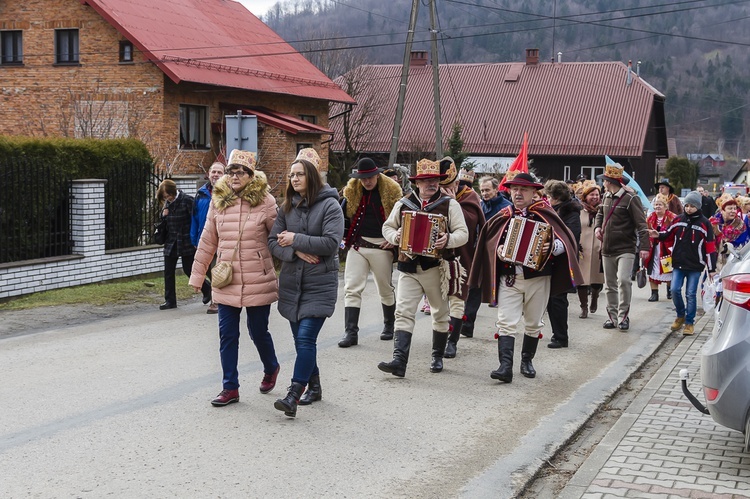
left=268, top=185, right=345, bottom=323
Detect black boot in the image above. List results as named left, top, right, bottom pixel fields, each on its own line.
left=520, top=335, right=539, bottom=378
left=590, top=287, right=600, bottom=314
left=430, top=330, right=449, bottom=373
left=274, top=382, right=305, bottom=418
left=380, top=303, right=396, bottom=341
left=377, top=330, right=412, bottom=377
left=666, top=284, right=672, bottom=300
left=648, top=289, right=659, bottom=302
left=490, top=336, right=515, bottom=383
left=444, top=316, right=463, bottom=359
left=338, top=307, right=360, bottom=347
left=298, top=374, right=321, bottom=406
left=577, top=287, right=589, bottom=318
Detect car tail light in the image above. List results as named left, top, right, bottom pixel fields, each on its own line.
left=722, top=274, right=750, bottom=310
left=704, top=386, right=719, bottom=402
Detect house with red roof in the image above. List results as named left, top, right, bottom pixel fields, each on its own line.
left=330, top=49, right=668, bottom=191
left=0, top=0, right=354, bottom=191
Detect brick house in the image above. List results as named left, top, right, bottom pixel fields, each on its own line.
left=0, top=0, right=354, bottom=193
left=330, top=50, right=668, bottom=192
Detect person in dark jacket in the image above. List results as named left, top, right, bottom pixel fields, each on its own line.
left=156, top=179, right=210, bottom=310
left=649, top=191, right=717, bottom=336
left=479, top=176, right=512, bottom=220
left=594, top=164, right=650, bottom=331
left=268, top=148, right=344, bottom=418
left=190, top=161, right=225, bottom=314
left=545, top=180, right=582, bottom=349
left=696, top=187, right=718, bottom=219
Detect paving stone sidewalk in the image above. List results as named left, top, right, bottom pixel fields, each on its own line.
left=561, top=313, right=750, bottom=498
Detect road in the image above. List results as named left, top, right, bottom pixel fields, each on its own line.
left=0, top=276, right=675, bottom=497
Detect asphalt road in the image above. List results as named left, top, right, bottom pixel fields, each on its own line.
left=0, top=275, right=675, bottom=497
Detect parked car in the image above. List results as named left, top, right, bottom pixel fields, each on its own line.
left=682, top=241, right=750, bottom=452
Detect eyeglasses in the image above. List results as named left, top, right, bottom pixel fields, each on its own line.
left=288, top=172, right=306, bottom=179
left=227, top=170, right=248, bottom=178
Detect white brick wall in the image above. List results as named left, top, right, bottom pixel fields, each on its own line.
left=0, top=176, right=204, bottom=299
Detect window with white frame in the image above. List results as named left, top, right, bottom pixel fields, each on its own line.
left=179, top=104, right=209, bottom=149
left=1, top=30, right=23, bottom=65
left=563, top=165, right=571, bottom=180
left=581, top=166, right=604, bottom=183
left=55, top=29, right=79, bottom=64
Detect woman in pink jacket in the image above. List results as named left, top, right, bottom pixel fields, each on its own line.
left=189, top=150, right=280, bottom=407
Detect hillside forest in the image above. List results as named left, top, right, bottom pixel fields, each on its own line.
left=260, top=0, right=750, bottom=164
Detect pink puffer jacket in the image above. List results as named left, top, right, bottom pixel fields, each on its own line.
left=189, top=172, right=278, bottom=308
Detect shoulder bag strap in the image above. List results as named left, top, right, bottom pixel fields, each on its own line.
left=227, top=209, right=253, bottom=264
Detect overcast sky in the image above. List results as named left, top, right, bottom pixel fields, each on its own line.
left=237, top=0, right=279, bottom=17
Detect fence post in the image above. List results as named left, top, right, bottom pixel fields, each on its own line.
left=71, top=180, right=107, bottom=257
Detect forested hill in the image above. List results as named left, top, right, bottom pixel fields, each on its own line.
left=260, top=0, right=750, bottom=160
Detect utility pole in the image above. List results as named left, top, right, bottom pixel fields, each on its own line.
left=429, top=0, right=442, bottom=158
left=388, top=0, right=420, bottom=168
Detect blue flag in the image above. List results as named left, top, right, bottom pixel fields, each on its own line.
left=605, top=155, right=653, bottom=213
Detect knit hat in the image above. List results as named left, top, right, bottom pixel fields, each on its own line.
left=683, top=191, right=702, bottom=209
left=581, top=181, right=601, bottom=200
left=439, top=156, right=458, bottom=185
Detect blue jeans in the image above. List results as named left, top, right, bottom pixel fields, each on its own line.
left=218, top=304, right=279, bottom=390
left=290, top=317, right=327, bottom=385
left=671, top=269, right=701, bottom=325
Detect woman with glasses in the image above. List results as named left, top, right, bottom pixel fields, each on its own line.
left=189, top=150, right=281, bottom=407
left=268, top=148, right=344, bottom=418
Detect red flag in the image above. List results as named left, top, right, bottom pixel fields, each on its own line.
left=499, top=133, right=528, bottom=192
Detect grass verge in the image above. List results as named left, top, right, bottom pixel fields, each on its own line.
left=0, top=274, right=194, bottom=311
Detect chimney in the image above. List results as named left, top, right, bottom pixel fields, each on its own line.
left=525, top=48, right=539, bottom=65
left=410, top=50, right=428, bottom=67
left=557, top=51, right=562, bottom=63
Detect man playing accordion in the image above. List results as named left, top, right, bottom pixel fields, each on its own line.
left=468, top=172, right=583, bottom=384
left=378, top=158, right=469, bottom=378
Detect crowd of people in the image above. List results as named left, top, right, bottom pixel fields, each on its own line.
left=154, top=150, right=750, bottom=418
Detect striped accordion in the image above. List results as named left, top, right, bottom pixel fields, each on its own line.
left=400, top=211, right=447, bottom=258
left=498, top=216, right=553, bottom=270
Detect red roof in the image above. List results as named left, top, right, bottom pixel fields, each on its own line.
left=219, top=104, right=332, bottom=135
left=330, top=61, right=664, bottom=157
left=83, top=0, right=355, bottom=104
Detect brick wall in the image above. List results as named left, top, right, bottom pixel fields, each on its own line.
left=0, top=177, right=200, bottom=299
left=1, top=0, right=339, bottom=197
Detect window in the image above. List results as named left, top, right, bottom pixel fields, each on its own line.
left=119, top=40, right=133, bottom=63
left=296, top=143, right=313, bottom=153
left=581, top=166, right=604, bottom=182
left=55, top=29, right=79, bottom=64
left=179, top=104, right=209, bottom=149
left=299, top=114, right=317, bottom=124
left=1, top=31, right=23, bottom=65
left=563, top=165, right=571, bottom=181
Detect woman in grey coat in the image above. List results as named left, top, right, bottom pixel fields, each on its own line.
left=268, top=148, right=344, bottom=418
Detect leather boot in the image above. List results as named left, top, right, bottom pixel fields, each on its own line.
left=577, top=287, right=589, bottom=318
left=298, top=374, right=321, bottom=406
left=590, top=287, right=599, bottom=314
left=430, top=330, right=449, bottom=373
left=338, top=307, right=360, bottom=347
left=444, top=316, right=463, bottom=359
left=490, top=335, right=515, bottom=383
left=380, top=303, right=396, bottom=341
left=274, top=382, right=305, bottom=418
left=378, top=330, right=412, bottom=377
left=648, top=289, right=659, bottom=302
left=666, top=284, right=672, bottom=300
left=520, top=334, right=539, bottom=378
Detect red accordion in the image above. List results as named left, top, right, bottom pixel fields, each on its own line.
left=498, top=217, right=552, bottom=270
left=400, top=211, right=447, bottom=258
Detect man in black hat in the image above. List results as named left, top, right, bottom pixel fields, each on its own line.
left=595, top=164, right=650, bottom=331
left=338, top=158, right=404, bottom=347
left=655, top=178, right=683, bottom=215
left=468, top=173, right=583, bottom=384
